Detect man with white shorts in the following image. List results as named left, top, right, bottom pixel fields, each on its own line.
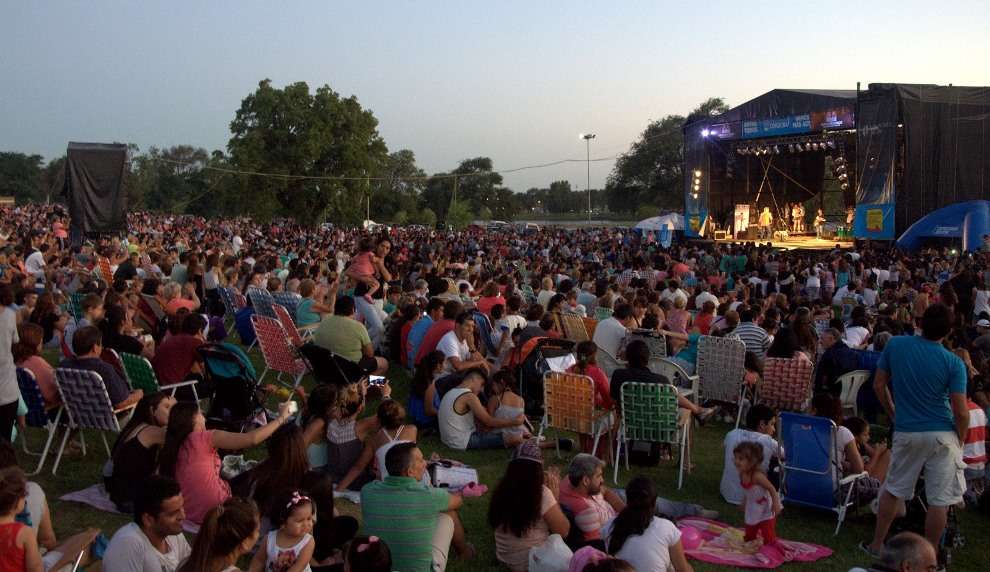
left=865, top=303, right=969, bottom=560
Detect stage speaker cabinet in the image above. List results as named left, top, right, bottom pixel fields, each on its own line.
left=743, top=227, right=758, bottom=240
left=714, top=230, right=730, bottom=240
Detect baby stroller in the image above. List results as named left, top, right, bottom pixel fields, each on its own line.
left=511, top=337, right=575, bottom=416
left=890, top=476, right=963, bottom=570
left=199, top=342, right=267, bottom=432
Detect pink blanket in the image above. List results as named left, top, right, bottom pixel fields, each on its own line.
left=678, top=517, right=832, bottom=569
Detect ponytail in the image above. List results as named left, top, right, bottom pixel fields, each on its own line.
left=177, top=497, right=258, bottom=572
left=574, top=340, right=597, bottom=375
left=606, top=476, right=656, bottom=556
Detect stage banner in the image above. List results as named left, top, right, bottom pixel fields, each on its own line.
left=741, top=114, right=812, bottom=139
left=853, top=203, right=895, bottom=240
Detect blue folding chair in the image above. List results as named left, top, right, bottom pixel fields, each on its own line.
left=778, top=412, right=868, bottom=535
left=472, top=312, right=499, bottom=356
left=16, top=368, right=63, bottom=476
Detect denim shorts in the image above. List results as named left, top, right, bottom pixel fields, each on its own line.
left=467, top=431, right=505, bottom=449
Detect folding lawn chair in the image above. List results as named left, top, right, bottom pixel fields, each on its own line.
left=778, top=412, right=869, bottom=535
left=52, top=368, right=137, bottom=475
left=251, top=315, right=309, bottom=391
left=758, top=357, right=814, bottom=413
left=595, top=347, right=625, bottom=379
left=120, top=352, right=200, bottom=401
left=648, top=358, right=699, bottom=402
left=614, top=382, right=689, bottom=487
left=17, top=368, right=62, bottom=476
left=538, top=372, right=612, bottom=459
left=837, top=369, right=871, bottom=418
left=594, top=306, right=614, bottom=322
left=560, top=313, right=590, bottom=342
left=696, top=335, right=747, bottom=427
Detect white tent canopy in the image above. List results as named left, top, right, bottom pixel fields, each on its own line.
left=634, top=213, right=685, bottom=231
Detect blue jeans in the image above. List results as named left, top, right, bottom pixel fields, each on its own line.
left=615, top=489, right=707, bottom=519
left=669, top=356, right=696, bottom=376
left=355, top=296, right=385, bottom=351
left=467, top=431, right=505, bottom=449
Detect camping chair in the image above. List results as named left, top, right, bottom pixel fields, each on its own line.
left=594, top=306, right=614, bottom=322
left=560, top=313, right=590, bottom=342
left=16, top=368, right=62, bottom=476
left=68, top=292, right=85, bottom=321
left=219, top=287, right=239, bottom=326
left=648, top=358, right=699, bottom=403
left=538, top=372, right=611, bottom=459
left=251, top=315, right=309, bottom=391
left=595, top=347, right=625, bottom=379
left=247, top=287, right=277, bottom=319
left=96, top=257, right=113, bottom=283
left=614, top=383, right=689, bottom=488
left=472, top=312, right=500, bottom=356
left=297, top=343, right=367, bottom=387
left=582, top=317, right=598, bottom=339
left=273, top=303, right=309, bottom=346
left=273, top=292, right=302, bottom=324
left=778, top=412, right=869, bottom=535
left=758, top=357, right=814, bottom=413
left=52, top=368, right=137, bottom=475
left=696, top=335, right=747, bottom=427
left=837, top=369, right=871, bottom=417
left=140, top=294, right=166, bottom=322
left=120, top=352, right=200, bottom=401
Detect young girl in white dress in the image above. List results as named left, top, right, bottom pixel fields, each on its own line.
left=250, top=490, right=315, bottom=572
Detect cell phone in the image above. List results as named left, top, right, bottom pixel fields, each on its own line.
left=287, top=401, right=299, bottom=415
left=500, top=325, right=509, bottom=332
left=369, top=376, right=387, bottom=387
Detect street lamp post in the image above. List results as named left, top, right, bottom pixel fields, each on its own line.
left=581, top=133, right=596, bottom=222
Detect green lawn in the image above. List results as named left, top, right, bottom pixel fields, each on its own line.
left=20, top=349, right=987, bottom=572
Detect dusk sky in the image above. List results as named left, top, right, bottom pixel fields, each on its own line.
left=2, top=1, right=988, bottom=191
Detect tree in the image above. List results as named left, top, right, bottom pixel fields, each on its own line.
left=422, top=157, right=508, bottom=220
left=0, top=152, right=44, bottom=204
left=606, top=97, right=729, bottom=213
left=446, top=200, right=473, bottom=230
left=227, top=79, right=389, bottom=225
left=478, top=206, right=493, bottom=220
left=415, top=207, right=437, bottom=227
left=370, top=149, right=426, bottom=221
left=635, top=204, right=658, bottom=220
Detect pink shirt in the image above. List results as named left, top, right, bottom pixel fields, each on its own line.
left=349, top=252, right=375, bottom=277
left=176, top=430, right=231, bottom=524
left=17, top=355, right=59, bottom=406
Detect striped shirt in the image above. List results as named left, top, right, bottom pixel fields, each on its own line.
left=558, top=479, right=616, bottom=541
left=731, top=322, right=771, bottom=360
left=964, top=401, right=987, bottom=469
left=361, top=476, right=450, bottom=572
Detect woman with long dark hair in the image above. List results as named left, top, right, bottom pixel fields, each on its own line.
left=488, top=440, right=569, bottom=571
left=99, top=304, right=151, bottom=358
left=28, top=292, right=67, bottom=348
left=245, top=423, right=310, bottom=516
left=159, top=400, right=291, bottom=525
left=410, top=350, right=444, bottom=428
left=176, top=497, right=260, bottom=572
left=105, top=391, right=176, bottom=512
left=603, top=476, right=693, bottom=572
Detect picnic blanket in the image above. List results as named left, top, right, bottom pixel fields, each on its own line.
left=61, top=484, right=204, bottom=534
left=678, top=517, right=832, bottom=569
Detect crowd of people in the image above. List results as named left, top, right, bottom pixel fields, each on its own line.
left=0, top=201, right=987, bottom=571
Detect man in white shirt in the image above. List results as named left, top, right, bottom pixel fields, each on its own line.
left=659, top=280, right=688, bottom=306
left=832, top=279, right=862, bottom=307
left=231, top=234, right=243, bottom=254
left=694, top=283, right=719, bottom=311
left=721, top=404, right=783, bottom=504
left=437, top=313, right=490, bottom=375
left=592, top=303, right=635, bottom=358
left=103, top=476, right=191, bottom=572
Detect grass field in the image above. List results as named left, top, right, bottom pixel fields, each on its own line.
left=18, top=348, right=987, bottom=572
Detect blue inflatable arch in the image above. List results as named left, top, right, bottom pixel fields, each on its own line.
left=895, top=200, right=990, bottom=252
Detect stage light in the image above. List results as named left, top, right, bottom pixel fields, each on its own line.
left=701, top=129, right=710, bottom=137
left=838, top=173, right=848, bottom=181
left=694, top=183, right=700, bottom=191
left=796, top=143, right=803, bottom=152
left=827, top=140, right=836, bottom=149
left=788, top=144, right=796, bottom=153
left=812, top=142, right=820, bottom=151
left=691, top=192, right=698, bottom=199
left=841, top=183, right=849, bottom=190
left=773, top=146, right=780, bottom=154
left=694, top=170, right=702, bottom=178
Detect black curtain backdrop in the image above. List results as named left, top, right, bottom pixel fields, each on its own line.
left=63, top=142, right=129, bottom=235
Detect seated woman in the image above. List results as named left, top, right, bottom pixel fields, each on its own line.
left=159, top=400, right=292, bottom=525
left=300, top=471, right=359, bottom=572
left=176, top=497, right=260, bottom=572
left=438, top=368, right=527, bottom=450
left=0, top=442, right=102, bottom=572
left=841, top=416, right=891, bottom=484
left=765, top=326, right=813, bottom=364
left=296, top=278, right=334, bottom=327
left=335, top=400, right=418, bottom=490
left=152, top=313, right=207, bottom=397
left=475, top=281, right=505, bottom=316
left=301, top=384, right=340, bottom=471
left=106, top=392, right=176, bottom=512
left=326, top=383, right=383, bottom=491
left=663, top=297, right=692, bottom=353
left=28, top=292, right=68, bottom=349
left=488, top=440, right=570, bottom=572
left=810, top=394, right=884, bottom=503
left=100, top=304, right=154, bottom=359
left=603, top=476, right=693, bottom=572
left=241, top=424, right=310, bottom=519
left=409, top=351, right=444, bottom=429
left=660, top=328, right=702, bottom=377
left=567, top=341, right=614, bottom=457
left=12, top=323, right=60, bottom=407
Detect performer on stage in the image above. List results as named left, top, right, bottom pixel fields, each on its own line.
left=759, top=207, right=773, bottom=240
left=814, top=209, right=826, bottom=238
left=846, top=206, right=855, bottom=227
left=791, top=203, right=801, bottom=233
left=797, top=204, right=806, bottom=233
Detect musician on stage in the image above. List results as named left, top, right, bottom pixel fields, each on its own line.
left=759, top=207, right=773, bottom=240
left=814, top=209, right=827, bottom=238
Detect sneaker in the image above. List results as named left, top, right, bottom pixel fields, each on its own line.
left=858, top=541, right=882, bottom=560
left=696, top=407, right=717, bottom=425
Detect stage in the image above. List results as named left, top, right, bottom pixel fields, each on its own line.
left=714, top=233, right=853, bottom=251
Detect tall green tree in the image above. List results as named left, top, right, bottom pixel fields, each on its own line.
left=370, top=149, right=426, bottom=222
left=227, top=79, right=389, bottom=225
left=606, top=97, right=729, bottom=213
left=0, top=152, right=44, bottom=204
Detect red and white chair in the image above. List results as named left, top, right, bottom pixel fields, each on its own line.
left=251, top=315, right=309, bottom=391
